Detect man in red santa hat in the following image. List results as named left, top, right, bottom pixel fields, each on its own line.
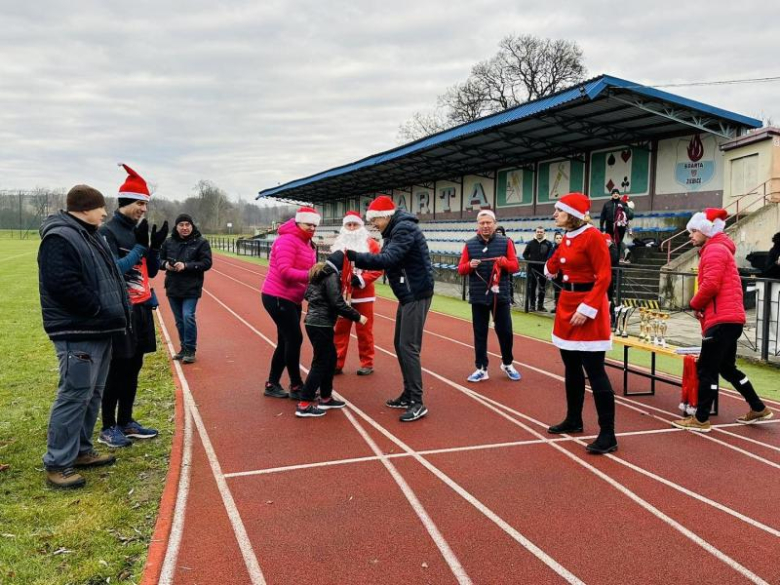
left=332, top=211, right=383, bottom=376
left=672, top=208, right=773, bottom=432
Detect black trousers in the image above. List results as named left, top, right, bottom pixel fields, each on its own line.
left=472, top=302, right=514, bottom=369
left=559, top=349, right=615, bottom=434
left=102, top=352, right=144, bottom=429
left=302, top=325, right=336, bottom=402
left=696, top=324, right=765, bottom=422
left=262, top=293, right=304, bottom=388
left=526, top=271, right=546, bottom=309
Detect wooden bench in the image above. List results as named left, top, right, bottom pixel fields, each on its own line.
left=607, top=336, right=718, bottom=415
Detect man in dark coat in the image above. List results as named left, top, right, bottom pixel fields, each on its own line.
left=346, top=196, right=433, bottom=422
left=97, top=164, right=168, bottom=448
left=160, top=214, right=213, bottom=363
left=599, top=188, right=633, bottom=245
left=522, top=226, right=552, bottom=311
left=38, top=185, right=129, bottom=488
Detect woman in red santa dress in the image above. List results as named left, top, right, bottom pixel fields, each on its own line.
left=544, top=192, right=617, bottom=454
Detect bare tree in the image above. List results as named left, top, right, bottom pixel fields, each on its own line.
left=398, top=34, right=586, bottom=141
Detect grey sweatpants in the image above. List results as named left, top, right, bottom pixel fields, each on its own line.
left=394, top=297, right=432, bottom=405
left=43, top=338, right=112, bottom=470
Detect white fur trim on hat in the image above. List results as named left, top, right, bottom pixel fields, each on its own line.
left=555, top=200, right=585, bottom=220
left=686, top=211, right=725, bottom=238
left=476, top=209, right=496, bottom=221
left=365, top=208, right=396, bottom=221
left=295, top=210, right=321, bottom=226
left=343, top=213, right=364, bottom=226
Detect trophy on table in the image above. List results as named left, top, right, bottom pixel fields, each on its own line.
left=616, top=305, right=633, bottom=338
left=659, top=313, right=669, bottom=348
left=638, top=308, right=649, bottom=341
left=650, top=312, right=661, bottom=346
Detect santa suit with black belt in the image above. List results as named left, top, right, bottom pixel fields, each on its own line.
left=332, top=214, right=383, bottom=371
left=544, top=192, right=617, bottom=454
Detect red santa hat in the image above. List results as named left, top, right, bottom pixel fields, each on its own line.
left=342, top=210, right=364, bottom=226
left=686, top=208, right=728, bottom=237
left=554, top=192, right=590, bottom=220
left=476, top=209, right=496, bottom=221
left=365, top=196, right=396, bottom=221
left=117, top=163, right=151, bottom=202
left=295, top=206, right=321, bottom=226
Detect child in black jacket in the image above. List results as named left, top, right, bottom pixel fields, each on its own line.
left=297, top=250, right=367, bottom=418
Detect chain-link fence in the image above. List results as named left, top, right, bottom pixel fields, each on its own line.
left=0, top=190, right=67, bottom=237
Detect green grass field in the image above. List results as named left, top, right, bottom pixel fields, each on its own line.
left=213, top=248, right=780, bottom=401
left=0, top=237, right=175, bottom=585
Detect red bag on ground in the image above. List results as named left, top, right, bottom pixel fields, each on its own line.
left=680, top=355, right=699, bottom=414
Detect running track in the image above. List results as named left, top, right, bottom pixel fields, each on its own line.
left=142, top=254, right=780, bottom=585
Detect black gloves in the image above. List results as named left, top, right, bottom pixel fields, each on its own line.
left=150, top=221, right=169, bottom=250
left=345, top=249, right=357, bottom=262
left=351, top=274, right=362, bottom=288
left=134, top=219, right=149, bottom=248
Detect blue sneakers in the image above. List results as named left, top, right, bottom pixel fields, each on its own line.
left=500, top=363, right=522, bottom=381
left=296, top=403, right=327, bottom=418
left=98, top=426, right=132, bottom=448
left=467, top=368, right=489, bottom=383
left=122, top=420, right=159, bottom=439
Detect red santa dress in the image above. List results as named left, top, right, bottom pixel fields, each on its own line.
left=544, top=224, right=612, bottom=351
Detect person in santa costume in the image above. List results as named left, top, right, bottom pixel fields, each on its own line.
left=331, top=211, right=383, bottom=376
left=345, top=196, right=434, bottom=423
left=260, top=206, right=320, bottom=400
left=457, top=209, right=522, bottom=382
left=672, top=208, right=773, bottom=432
left=545, top=192, right=617, bottom=454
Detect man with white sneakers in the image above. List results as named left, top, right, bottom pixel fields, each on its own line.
left=457, top=209, right=522, bottom=383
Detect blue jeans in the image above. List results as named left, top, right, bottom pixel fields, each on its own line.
left=168, top=297, right=199, bottom=350
left=44, top=338, right=112, bottom=470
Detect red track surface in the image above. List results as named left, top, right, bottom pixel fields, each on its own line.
left=147, top=255, right=780, bottom=585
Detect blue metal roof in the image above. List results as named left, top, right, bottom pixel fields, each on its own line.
left=258, top=74, right=762, bottom=201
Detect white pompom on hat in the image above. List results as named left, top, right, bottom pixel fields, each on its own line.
left=554, top=192, right=591, bottom=220
left=365, top=196, right=396, bottom=221
left=476, top=209, right=496, bottom=221
left=686, top=208, right=728, bottom=237
left=342, top=210, right=364, bottom=226
left=295, top=206, right=321, bottom=226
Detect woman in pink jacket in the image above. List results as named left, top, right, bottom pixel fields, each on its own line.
left=261, top=207, right=320, bottom=399
left=673, top=208, right=772, bottom=432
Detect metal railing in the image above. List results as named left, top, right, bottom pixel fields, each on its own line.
left=660, top=178, right=777, bottom=264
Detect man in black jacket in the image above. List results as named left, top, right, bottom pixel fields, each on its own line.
left=160, top=214, right=213, bottom=363
left=38, top=185, right=129, bottom=488
left=98, top=164, right=168, bottom=448
left=522, top=226, right=552, bottom=311
left=346, top=196, right=434, bottom=422
left=599, top=188, right=633, bottom=244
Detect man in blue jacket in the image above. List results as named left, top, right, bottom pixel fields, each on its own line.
left=38, top=185, right=130, bottom=488
left=346, top=196, right=434, bottom=422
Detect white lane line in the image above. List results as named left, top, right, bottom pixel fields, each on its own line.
left=155, top=313, right=196, bottom=585
left=342, top=408, right=472, bottom=584
left=214, top=258, right=780, bottom=410
left=202, top=288, right=473, bottom=585
left=0, top=251, right=36, bottom=263
left=156, top=304, right=267, bottom=585
left=212, top=261, right=775, bottom=582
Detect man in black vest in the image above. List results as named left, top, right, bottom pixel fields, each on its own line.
left=522, top=226, right=552, bottom=311
left=38, top=185, right=130, bottom=488
left=98, top=164, right=168, bottom=448
left=458, top=210, right=522, bottom=382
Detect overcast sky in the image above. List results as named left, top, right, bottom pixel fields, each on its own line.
left=1, top=0, right=777, bottom=201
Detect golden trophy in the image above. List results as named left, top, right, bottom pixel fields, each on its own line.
left=659, top=313, right=669, bottom=348
left=638, top=308, right=648, bottom=341
left=651, top=312, right=661, bottom=346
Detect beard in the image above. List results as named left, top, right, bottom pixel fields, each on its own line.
left=331, top=226, right=370, bottom=253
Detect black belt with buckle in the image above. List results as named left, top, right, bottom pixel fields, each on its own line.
left=561, top=282, right=595, bottom=292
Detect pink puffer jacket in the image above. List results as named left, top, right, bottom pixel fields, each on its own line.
left=690, top=232, right=745, bottom=332
left=261, top=219, right=317, bottom=304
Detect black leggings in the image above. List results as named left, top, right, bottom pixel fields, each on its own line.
left=302, top=325, right=337, bottom=402
left=102, top=352, right=144, bottom=429
left=696, top=324, right=765, bottom=422
left=262, top=293, right=304, bottom=388
left=559, top=349, right=615, bottom=433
